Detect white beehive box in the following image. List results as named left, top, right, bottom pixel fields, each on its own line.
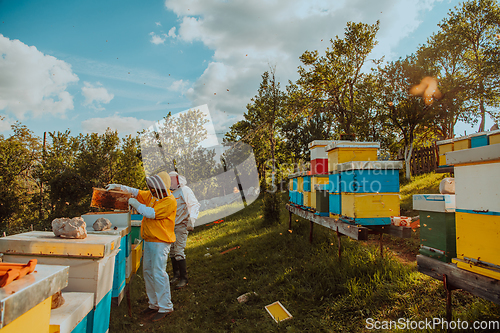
left=412, top=194, right=456, bottom=213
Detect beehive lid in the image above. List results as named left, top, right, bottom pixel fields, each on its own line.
left=337, top=161, right=403, bottom=172
left=413, top=194, right=455, bottom=213
left=469, top=131, right=489, bottom=138
left=446, top=144, right=500, bottom=165
left=81, top=211, right=131, bottom=229
left=453, top=134, right=470, bottom=142
left=307, top=140, right=332, bottom=149
left=325, top=141, right=380, bottom=151
left=0, top=231, right=120, bottom=258
left=436, top=138, right=454, bottom=145
left=0, top=264, right=69, bottom=329
left=86, top=225, right=130, bottom=238
left=50, top=292, right=94, bottom=333
left=487, top=129, right=500, bottom=137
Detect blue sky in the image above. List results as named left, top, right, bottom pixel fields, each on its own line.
left=0, top=0, right=491, bottom=141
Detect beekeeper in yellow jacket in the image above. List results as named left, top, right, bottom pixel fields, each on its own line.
left=168, top=171, right=200, bottom=289
left=106, top=171, right=176, bottom=322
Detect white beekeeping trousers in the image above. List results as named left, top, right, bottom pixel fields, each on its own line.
left=143, top=241, right=173, bottom=312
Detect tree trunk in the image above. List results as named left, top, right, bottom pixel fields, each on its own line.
left=404, top=142, right=414, bottom=180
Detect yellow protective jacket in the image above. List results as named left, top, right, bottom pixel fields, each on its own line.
left=136, top=190, right=177, bottom=243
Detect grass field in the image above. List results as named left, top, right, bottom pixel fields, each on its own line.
left=110, top=173, right=500, bottom=332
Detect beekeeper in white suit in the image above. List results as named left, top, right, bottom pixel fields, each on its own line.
left=168, top=171, right=200, bottom=289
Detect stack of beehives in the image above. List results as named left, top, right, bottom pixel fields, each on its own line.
left=289, top=140, right=403, bottom=225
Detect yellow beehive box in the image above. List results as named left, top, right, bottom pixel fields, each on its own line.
left=303, top=192, right=311, bottom=208
left=310, top=175, right=329, bottom=193
left=438, top=154, right=448, bottom=166
left=0, top=297, right=52, bottom=333
left=454, top=211, right=500, bottom=278
left=326, top=141, right=379, bottom=172
left=297, top=177, right=304, bottom=192
left=131, top=241, right=143, bottom=275
left=453, top=135, right=471, bottom=151
left=436, top=138, right=454, bottom=154
left=488, top=129, right=500, bottom=145
left=341, top=193, right=400, bottom=218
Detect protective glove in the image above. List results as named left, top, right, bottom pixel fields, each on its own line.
left=106, top=184, right=122, bottom=191
left=128, top=198, right=141, bottom=210
left=187, top=217, right=196, bottom=231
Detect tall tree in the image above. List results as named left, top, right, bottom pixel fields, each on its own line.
left=297, top=21, right=380, bottom=137
left=437, top=0, right=500, bottom=131
left=379, top=56, right=438, bottom=179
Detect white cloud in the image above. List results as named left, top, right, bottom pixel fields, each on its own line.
left=163, top=0, right=443, bottom=129
left=169, top=79, right=190, bottom=92
left=0, top=34, right=79, bottom=120
left=0, top=115, right=15, bottom=133
left=81, top=81, right=114, bottom=110
left=150, top=32, right=167, bottom=45
left=81, top=114, right=154, bottom=135
left=155, top=22, right=162, bottom=26
left=167, top=27, right=177, bottom=38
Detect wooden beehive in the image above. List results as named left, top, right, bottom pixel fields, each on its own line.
left=91, top=188, right=132, bottom=211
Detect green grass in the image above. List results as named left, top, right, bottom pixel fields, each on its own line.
left=110, top=182, right=499, bottom=332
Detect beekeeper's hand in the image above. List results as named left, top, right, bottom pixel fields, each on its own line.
left=187, top=217, right=196, bottom=231
left=128, top=198, right=141, bottom=210
left=106, top=184, right=121, bottom=191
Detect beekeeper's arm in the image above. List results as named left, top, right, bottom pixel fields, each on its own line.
left=183, top=186, right=201, bottom=231
left=106, top=184, right=139, bottom=198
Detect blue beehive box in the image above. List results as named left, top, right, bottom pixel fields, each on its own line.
left=303, top=176, right=311, bottom=192
left=337, top=161, right=402, bottom=193
left=328, top=173, right=340, bottom=193
left=470, top=132, right=489, bottom=148
left=329, top=193, right=341, bottom=215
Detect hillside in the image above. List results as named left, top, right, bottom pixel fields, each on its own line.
left=110, top=173, right=500, bottom=332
